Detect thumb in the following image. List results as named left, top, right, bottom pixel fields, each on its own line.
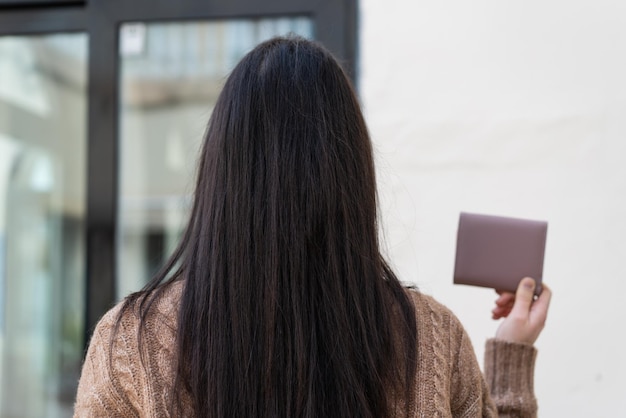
left=510, top=277, right=536, bottom=318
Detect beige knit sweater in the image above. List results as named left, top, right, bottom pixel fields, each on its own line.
left=74, top=282, right=538, bottom=417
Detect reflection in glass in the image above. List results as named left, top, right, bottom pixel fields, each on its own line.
left=0, top=34, right=87, bottom=417
left=117, top=17, right=314, bottom=298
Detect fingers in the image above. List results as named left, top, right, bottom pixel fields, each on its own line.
left=530, top=283, right=552, bottom=327
left=492, top=305, right=512, bottom=319
left=492, top=280, right=551, bottom=323
left=492, top=292, right=514, bottom=319
left=509, top=277, right=536, bottom=319
left=495, top=292, right=515, bottom=307
left=494, top=279, right=552, bottom=345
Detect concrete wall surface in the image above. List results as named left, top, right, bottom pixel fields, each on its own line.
left=361, top=1, right=626, bottom=416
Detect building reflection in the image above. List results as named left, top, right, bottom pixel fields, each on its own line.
left=117, top=17, right=313, bottom=298
left=0, top=34, right=87, bottom=417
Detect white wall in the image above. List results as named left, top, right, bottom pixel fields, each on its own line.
left=360, top=1, right=626, bottom=416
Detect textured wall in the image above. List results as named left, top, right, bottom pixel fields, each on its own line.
left=361, top=1, right=626, bottom=415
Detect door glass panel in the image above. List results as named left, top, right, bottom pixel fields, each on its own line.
left=0, top=33, right=87, bottom=418
left=117, top=17, right=314, bottom=299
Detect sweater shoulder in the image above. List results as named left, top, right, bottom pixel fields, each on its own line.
left=97, top=280, right=183, bottom=334
left=404, top=288, right=464, bottom=333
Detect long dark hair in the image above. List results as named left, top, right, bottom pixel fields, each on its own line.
left=122, top=36, right=417, bottom=417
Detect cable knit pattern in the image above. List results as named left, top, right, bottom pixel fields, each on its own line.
left=428, top=301, right=450, bottom=418
left=74, top=283, right=538, bottom=417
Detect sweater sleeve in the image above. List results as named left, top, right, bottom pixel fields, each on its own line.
left=483, top=339, right=538, bottom=417
left=74, top=306, right=142, bottom=417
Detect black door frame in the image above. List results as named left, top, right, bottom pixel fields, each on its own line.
left=0, top=0, right=358, bottom=347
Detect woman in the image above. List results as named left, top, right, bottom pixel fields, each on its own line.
left=75, top=36, right=551, bottom=417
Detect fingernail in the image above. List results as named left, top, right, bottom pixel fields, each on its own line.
left=523, top=278, right=535, bottom=290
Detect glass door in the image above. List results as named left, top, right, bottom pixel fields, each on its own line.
left=0, top=33, right=87, bottom=417
left=116, top=17, right=313, bottom=298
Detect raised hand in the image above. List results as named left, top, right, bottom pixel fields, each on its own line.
left=492, top=277, right=552, bottom=345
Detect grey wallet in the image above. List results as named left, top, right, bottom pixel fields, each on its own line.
left=453, top=212, right=547, bottom=295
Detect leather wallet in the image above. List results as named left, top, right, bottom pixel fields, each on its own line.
left=453, top=212, right=547, bottom=295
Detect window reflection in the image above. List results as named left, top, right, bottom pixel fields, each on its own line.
left=0, top=34, right=87, bottom=418
left=117, top=17, right=313, bottom=298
